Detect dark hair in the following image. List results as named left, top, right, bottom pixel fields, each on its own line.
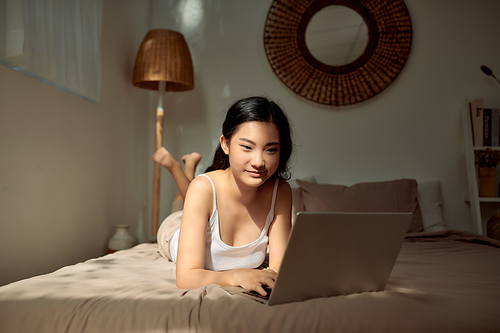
left=205, top=96, right=293, bottom=180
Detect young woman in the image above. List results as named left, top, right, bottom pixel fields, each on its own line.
left=154, top=96, right=294, bottom=296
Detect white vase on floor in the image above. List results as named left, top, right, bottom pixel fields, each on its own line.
left=108, top=225, right=137, bottom=253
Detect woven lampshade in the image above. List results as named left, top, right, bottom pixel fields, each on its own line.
left=132, top=29, right=194, bottom=91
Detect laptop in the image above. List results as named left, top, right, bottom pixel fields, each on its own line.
left=222, top=212, right=412, bottom=306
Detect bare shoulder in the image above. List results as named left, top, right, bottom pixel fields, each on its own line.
left=183, top=174, right=216, bottom=217
left=277, top=178, right=292, bottom=198
left=274, top=178, right=292, bottom=212
left=188, top=173, right=214, bottom=193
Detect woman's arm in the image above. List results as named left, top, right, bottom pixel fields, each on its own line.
left=267, top=179, right=293, bottom=272
left=175, top=176, right=225, bottom=288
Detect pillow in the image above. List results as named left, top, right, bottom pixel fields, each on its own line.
left=417, top=181, right=447, bottom=232
left=290, top=176, right=317, bottom=224
left=295, top=179, right=423, bottom=233
left=289, top=175, right=317, bottom=188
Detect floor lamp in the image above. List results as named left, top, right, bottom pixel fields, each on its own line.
left=132, top=29, right=194, bottom=237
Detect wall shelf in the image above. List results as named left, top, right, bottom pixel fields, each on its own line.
left=465, top=197, right=500, bottom=203
left=473, top=146, right=500, bottom=151
left=478, top=197, right=500, bottom=203
left=462, top=101, right=500, bottom=235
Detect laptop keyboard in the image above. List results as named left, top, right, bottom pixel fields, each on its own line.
left=243, top=285, right=272, bottom=300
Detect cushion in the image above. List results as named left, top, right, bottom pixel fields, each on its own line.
left=288, top=175, right=317, bottom=188
left=290, top=176, right=317, bottom=224
left=295, top=179, right=423, bottom=233
left=417, top=181, right=447, bottom=232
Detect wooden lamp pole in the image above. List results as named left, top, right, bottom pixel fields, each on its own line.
left=132, top=29, right=194, bottom=237
left=151, top=81, right=165, bottom=237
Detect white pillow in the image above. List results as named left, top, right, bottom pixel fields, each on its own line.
left=417, top=181, right=447, bottom=232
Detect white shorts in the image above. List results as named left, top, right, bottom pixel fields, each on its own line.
left=157, top=200, right=183, bottom=261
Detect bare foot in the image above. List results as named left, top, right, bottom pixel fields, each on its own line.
left=182, top=152, right=202, bottom=168
left=182, top=152, right=202, bottom=179
left=152, top=148, right=178, bottom=171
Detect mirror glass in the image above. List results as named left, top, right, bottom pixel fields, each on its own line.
left=305, top=5, right=368, bottom=66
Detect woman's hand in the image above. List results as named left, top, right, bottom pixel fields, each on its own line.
left=231, top=268, right=277, bottom=296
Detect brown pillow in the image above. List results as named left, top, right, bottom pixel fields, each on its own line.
left=295, top=179, right=423, bottom=233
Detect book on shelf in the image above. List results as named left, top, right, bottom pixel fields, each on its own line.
left=470, top=99, right=483, bottom=146
left=469, top=99, right=500, bottom=148
left=491, top=108, right=500, bottom=147
left=483, top=108, right=491, bottom=146
left=480, top=108, right=500, bottom=148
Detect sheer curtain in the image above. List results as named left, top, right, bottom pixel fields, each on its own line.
left=0, top=0, right=102, bottom=103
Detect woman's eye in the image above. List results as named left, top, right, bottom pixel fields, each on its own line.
left=241, top=145, right=251, bottom=150
left=267, top=148, right=278, bottom=153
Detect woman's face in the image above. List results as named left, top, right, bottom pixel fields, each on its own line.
left=221, top=121, right=281, bottom=187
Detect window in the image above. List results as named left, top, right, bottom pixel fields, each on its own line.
left=0, top=0, right=103, bottom=103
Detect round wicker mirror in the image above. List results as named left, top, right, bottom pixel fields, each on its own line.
left=263, top=0, right=413, bottom=106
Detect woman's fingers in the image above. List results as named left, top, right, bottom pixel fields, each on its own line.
left=242, top=269, right=277, bottom=296
left=236, top=269, right=277, bottom=296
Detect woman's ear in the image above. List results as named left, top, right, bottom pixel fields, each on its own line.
left=220, top=135, right=230, bottom=155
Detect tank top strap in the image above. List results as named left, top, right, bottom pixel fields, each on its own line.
left=198, top=174, right=217, bottom=215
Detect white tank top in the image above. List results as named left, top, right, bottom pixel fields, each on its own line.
left=169, top=174, right=279, bottom=271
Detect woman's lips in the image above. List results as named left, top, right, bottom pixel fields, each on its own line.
left=246, top=170, right=265, bottom=177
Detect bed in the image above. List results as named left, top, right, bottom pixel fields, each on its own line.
left=1, top=178, right=500, bottom=333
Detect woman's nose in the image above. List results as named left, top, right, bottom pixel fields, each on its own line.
left=251, top=152, right=265, bottom=168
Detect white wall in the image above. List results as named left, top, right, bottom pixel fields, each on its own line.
left=151, top=0, right=500, bottom=233
left=0, top=0, right=151, bottom=286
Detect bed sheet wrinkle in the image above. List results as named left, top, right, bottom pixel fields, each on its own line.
left=166, top=285, right=212, bottom=332
left=405, top=230, right=500, bottom=248
left=197, top=285, right=386, bottom=333
left=391, top=242, right=500, bottom=293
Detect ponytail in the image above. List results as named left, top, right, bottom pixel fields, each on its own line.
left=205, top=145, right=229, bottom=173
